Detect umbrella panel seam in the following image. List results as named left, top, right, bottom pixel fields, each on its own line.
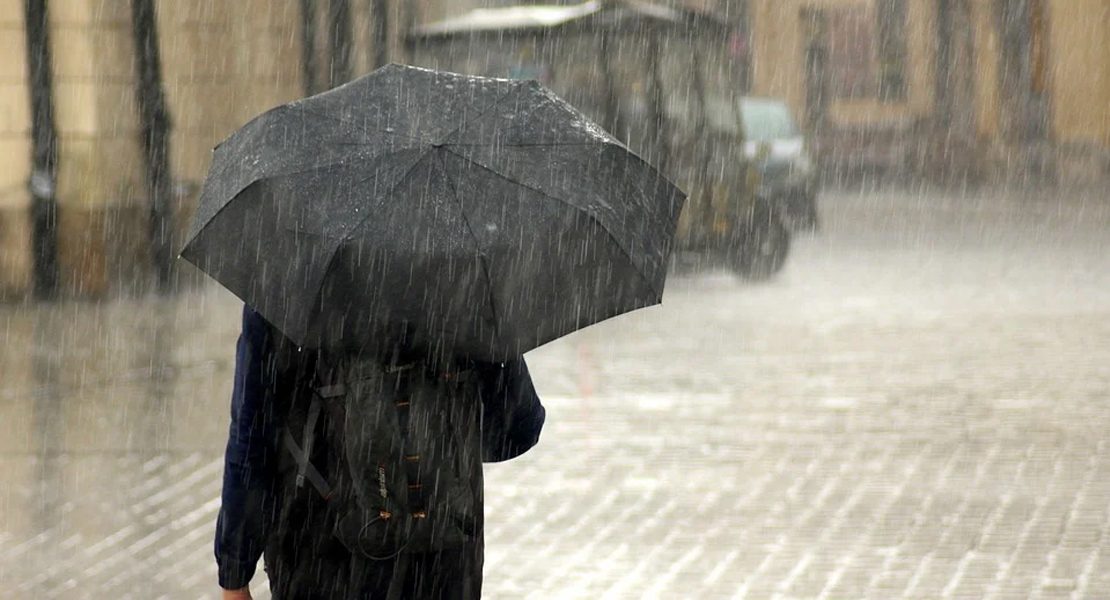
left=184, top=146, right=427, bottom=251
left=441, top=146, right=666, bottom=300
left=295, top=66, right=524, bottom=149
left=433, top=82, right=527, bottom=146
left=433, top=150, right=503, bottom=350
left=442, top=142, right=610, bottom=148
left=292, top=106, right=430, bottom=145
left=299, top=152, right=433, bottom=347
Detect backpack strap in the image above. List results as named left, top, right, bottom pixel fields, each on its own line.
left=282, top=427, right=331, bottom=497
left=282, top=381, right=347, bottom=498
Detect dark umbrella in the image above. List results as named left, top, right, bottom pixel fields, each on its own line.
left=181, top=64, right=686, bottom=360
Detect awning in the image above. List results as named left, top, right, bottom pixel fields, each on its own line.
left=410, top=0, right=730, bottom=40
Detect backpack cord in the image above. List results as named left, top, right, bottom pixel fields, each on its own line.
left=357, top=516, right=409, bottom=561
left=281, top=393, right=334, bottom=497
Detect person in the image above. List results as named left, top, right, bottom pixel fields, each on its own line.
left=216, top=305, right=546, bottom=599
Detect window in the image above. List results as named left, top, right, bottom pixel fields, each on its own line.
left=814, top=2, right=907, bottom=103
left=738, top=99, right=800, bottom=142
left=826, top=6, right=877, bottom=100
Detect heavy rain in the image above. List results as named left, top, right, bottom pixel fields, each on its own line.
left=1, top=1, right=1109, bottom=599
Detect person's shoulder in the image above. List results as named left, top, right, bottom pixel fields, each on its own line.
left=241, top=305, right=275, bottom=342
left=241, top=304, right=264, bottom=327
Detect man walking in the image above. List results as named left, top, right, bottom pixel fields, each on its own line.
left=216, top=305, right=546, bottom=599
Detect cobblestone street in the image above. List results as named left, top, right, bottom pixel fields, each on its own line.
left=2, top=186, right=1109, bottom=599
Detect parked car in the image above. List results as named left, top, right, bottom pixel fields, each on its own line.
left=739, top=97, right=820, bottom=231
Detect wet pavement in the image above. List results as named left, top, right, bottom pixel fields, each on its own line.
left=3, top=185, right=1110, bottom=599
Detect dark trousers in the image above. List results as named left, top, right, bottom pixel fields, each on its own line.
left=265, top=541, right=483, bottom=600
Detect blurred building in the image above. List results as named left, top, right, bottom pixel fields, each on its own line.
left=0, top=0, right=1108, bottom=298
left=730, top=0, right=1110, bottom=184
left=0, top=0, right=425, bottom=298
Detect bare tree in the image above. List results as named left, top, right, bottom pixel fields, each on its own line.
left=329, top=0, right=354, bottom=86
left=23, top=0, right=59, bottom=298
left=371, top=0, right=389, bottom=69
left=132, top=0, right=175, bottom=291
left=301, top=0, right=322, bottom=95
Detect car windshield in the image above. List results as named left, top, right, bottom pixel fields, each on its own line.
left=739, top=99, right=800, bottom=142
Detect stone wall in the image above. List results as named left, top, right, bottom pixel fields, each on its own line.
left=749, top=0, right=1109, bottom=183
left=0, top=2, right=32, bottom=296
left=0, top=0, right=442, bottom=298
left=1046, top=0, right=1110, bottom=184
left=0, top=0, right=309, bottom=298
left=50, top=1, right=145, bottom=295
left=156, top=0, right=304, bottom=260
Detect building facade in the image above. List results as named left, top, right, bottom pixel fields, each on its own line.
left=0, top=0, right=423, bottom=297
left=739, top=0, right=1110, bottom=182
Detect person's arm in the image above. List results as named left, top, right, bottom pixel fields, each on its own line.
left=215, top=306, right=278, bottom=592
left=480, top=357, right=546, bottom=462
left=222, top=588, right=252, bottom=600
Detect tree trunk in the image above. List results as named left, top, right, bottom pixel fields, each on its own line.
left=132, top=0, right=175, bottom=292
left=371, top=0, right=389, bottom=69
left=23, top=0, right=59, bottom=299
left=300, top=0, right=322, bottom=95
left=935, top=0, right=953, bottom=126
left=328, top=0, right=353, bottom=87
left=646, top=30, right=670, bottom=175
left=598, top=31, right=621, bottom=138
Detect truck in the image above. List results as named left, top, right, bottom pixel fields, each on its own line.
left=408, top=1, right=815, bottom=279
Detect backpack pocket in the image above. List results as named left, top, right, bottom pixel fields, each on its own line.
left=336, top=359, right=481, bottom=553
left=334, top=497, right=474, bottom=559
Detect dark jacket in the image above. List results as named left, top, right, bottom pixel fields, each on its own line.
left=215, top=305, right=546, bottom=592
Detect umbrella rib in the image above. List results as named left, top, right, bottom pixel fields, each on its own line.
left=294, top=82, right=525, bottom=149
left=434, top=151, right=503, bottom=350
left=185, top=148, right=425, bottom=249
left=441, top=147, right=665, bottom=300
left=288, top=84, right=527, bottom=153
left=434, top=83, right=526, bottom=145
left=444, top=141, right=610, bottom=148
left=293, top=106, right=430, bottom=144
left=301, top=151, right=433, bottom=342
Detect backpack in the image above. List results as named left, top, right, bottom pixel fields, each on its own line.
left=272, top=346, right=485, bottom=564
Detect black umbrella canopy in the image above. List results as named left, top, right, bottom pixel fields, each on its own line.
left=181, top=64, right=686, bottom=360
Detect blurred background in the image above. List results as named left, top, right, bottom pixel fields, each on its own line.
left=0, top=0, right=1107, bottom=297
left=1, top=1, right=1109, bottom=598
